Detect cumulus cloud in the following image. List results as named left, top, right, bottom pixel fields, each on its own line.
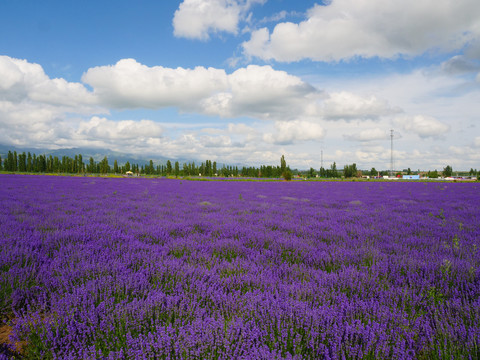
left=76, top=117, right=164, bottom=141
left=0, top=55, right=97, bottom=108
left=263, top=120, right=325, bottom=145
left=0, top=101, right=69, bottom=148
left=394, top=115, right=450, bottom=139
left=344, top=128, right=389, bottom=142
left=202, top=65, right=317, bottom=119
left=82, top=59, right=228, bottom=110
left=199, top=135, right=233, bottom=148
left=242, top=0, right=480, bottom=62
left=82, top=59, right=406, bottom=124
left=227, top=123, right=256, bottom=135
left=0, top=56, right=103, bottom=148
left=173, top=0, right=265, bottom=40
left=321, top=92, right=398, bottom=121
left=1, top=55, right=470, bottom=169
left=83, top=60, right=319, bottom=120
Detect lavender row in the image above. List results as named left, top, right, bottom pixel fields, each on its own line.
left=1, top=174, right=479, bottom=359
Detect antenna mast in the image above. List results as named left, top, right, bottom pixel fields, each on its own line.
left=390, top=129, right=394, bottom=177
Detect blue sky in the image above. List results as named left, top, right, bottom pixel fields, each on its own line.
left=1, top=0, right=480, bottom=170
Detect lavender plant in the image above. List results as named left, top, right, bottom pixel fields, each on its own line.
left=0, top=175, right=479, bottom=359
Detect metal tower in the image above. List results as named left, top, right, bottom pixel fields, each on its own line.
left=390, top=129, right=394, bottom=177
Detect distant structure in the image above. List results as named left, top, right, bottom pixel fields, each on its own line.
left=390, top=129, right=394, bottom=177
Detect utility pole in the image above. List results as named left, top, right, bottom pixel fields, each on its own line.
left=390, top=129, right=394, bottom=177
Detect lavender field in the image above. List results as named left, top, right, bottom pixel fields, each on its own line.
left=1, top=174, right=479, bottom=359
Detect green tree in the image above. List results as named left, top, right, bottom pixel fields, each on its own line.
left=6, top=151, right=14, bottom=171
left=174, top=161, right=180, bottom=177
left=13, top=151, right=18, bottom=172
left=18, top=152, right=26, bottom=172
left=343, top=163, right=357, bottom=178
left=319, top=167, right=326, bottom=177
left=283, top=169, right=292, bottom=181
left=443, top=165, right=453, bottom=178
left=78, top=154, right=84, bottom=173
left=38, top=155, right=46, bottom=172
left=125, top=161, right=131, bottom=172
left=114, top=159, right=119, bottom=174
left=280, top=155, right=286, bottom=175
left=326, top=162, right=339, bottom=178
left=32, top=154, right=37, bottom=172
left=428, top=170, right=439, bottom=179
left=99, top=156, right=110, bottom=174
left=145, top=160, right=154, bottom=175
left=205, top=160, right=211, bottom=176
left=27, top=152, right=32, bottom=172
left=88, top=157, right=96, bottom=173
left=53, top=156, right=60, bottom=173
left=370, top=167, right=377, bottom=177
left=73, top=155, right=79, bottom=173
left=166, top=160, right=172, bottom=175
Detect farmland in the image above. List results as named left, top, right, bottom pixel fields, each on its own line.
left=0, top=174, right=479, bottom=359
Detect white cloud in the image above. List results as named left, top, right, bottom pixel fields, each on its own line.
left=76, top=117, right=164, bottom=141
left=83, top=60, right=319, bottom=121
left=258, top=10, right=297, bottom=24
left=173, top=0, right=265, bottom=40
left=321, top=92, right=397, bottom=120
left=227, top=122, right=256, bottom=135
left=344, top=128, right=388, bottom=142
left=199, top=134, right=233, bottom=147
left=0, top=55, right=97, bottom=108
left=394, top=115, right=450, bottom=139
left=82, top=59, right=228, bottom=110
left=242, top=0, right=480, bottom=62
left=202, top=65, right=317, bottom=119
left=82, top=59, right=408, bottom=126
left=263, top=120, right=325, bottom=145
left=1, top=55, right=477, bottom=170
left=0, top=56, right=102, bottom=148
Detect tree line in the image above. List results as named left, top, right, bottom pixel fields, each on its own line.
left=0, top=150, right=293, bottom=178
left=1, top=149, right=475, bottom=179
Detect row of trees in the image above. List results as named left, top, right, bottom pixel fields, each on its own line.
left=1, top=149, right=476, bottom=179
left=0, top=150, right=292, bottom=178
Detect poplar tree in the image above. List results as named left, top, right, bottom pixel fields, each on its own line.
left=280, top=155, right=286, bottom=175
left=174, top=161, right=180, bottom=177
